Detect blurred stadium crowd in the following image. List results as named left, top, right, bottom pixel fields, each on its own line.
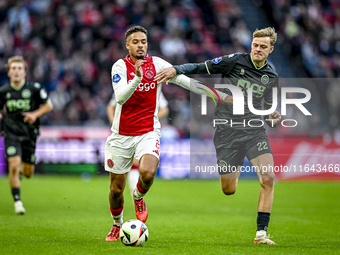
left=262, top=0, right=340, bottom=139
left=264, top=0, right=340, bottom=78
left=0, top=0, right=339, bottom=138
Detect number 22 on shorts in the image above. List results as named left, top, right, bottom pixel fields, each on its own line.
left=257, top=141, right=268, bottom=151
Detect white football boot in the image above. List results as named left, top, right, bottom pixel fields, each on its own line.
left=254, top=230, right=277, bottom=245
left=14, top=201, right=26, bottom=215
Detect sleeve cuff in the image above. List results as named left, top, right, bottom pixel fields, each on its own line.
left=173, top=66, right=180, bottom=74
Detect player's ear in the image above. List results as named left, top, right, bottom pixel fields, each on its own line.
left=270, top=46, right=274, bottom=54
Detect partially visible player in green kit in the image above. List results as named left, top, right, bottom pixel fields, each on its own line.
left=0, top=56, right=53, bottom=214
left=155, top=27, right=282, bottom=245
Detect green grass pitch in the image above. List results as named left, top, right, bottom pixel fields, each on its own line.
left=0, top=175, right=339, bottom=254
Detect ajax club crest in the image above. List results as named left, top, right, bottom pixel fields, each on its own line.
left=144, top=67, right=154, bottom=79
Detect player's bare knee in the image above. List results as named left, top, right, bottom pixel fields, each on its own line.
left=260, top=177, right=275, bottom=189
left=8, top=157, right=22, bottom=173
left=222, top=186, right=236, bottom=196
left=220, top=177, right=238, bottom=196
left=10, top=165, right=20, bottom=172
left=23, top=167, right=34, bottom=178
left=224, top=190, right=236, bottom=196
left=109, top=182, right=124, bottom=198
left=9, top=164, right=21, bottom=175
left=139, top=167, right=157, bottom=185
left=24, top=172, right=33, bottom=178
left=140, top=172, right=155, bottom=186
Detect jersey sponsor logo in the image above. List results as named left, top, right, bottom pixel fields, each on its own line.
left=135, top=82, right=156, bottom=92
left=107, top=159, right=114, bottom=168
left=40, top=89, right=47, bottom=99
left=237, top=79, right=266, bottom=98
left=34, top=82, right=41, bottom=88
left=22, top=89, right=31, bottom=98
left=144, top=69, right=154, bottom=79
left=212, top=57, right=222, bottom=64
left=6, top=99, right=31, bottom=111
left=261, top=74, right=269, bottom=85
left=240, top=69, right=245, bottom=75
left=112, top=74, right=121, bottom=83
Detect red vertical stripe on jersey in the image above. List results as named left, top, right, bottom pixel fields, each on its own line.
left=120, top=55, right=157, bottom=136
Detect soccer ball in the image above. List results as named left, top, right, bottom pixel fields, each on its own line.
left=119, top=220, right=149, bottom=247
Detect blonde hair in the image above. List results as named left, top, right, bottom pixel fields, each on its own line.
left=253, top=27, right=277, bottom=46
left=5, top=56, right=28, bottom=71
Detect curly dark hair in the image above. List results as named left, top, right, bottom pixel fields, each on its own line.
left=125, top=26, right=148, bottom=40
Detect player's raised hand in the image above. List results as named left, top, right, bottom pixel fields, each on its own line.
left=135, top=60, right=146, bottom=77
left=154, top=67, right=176, bottom=85
left=269, top=110, right=281, bottom=126
left=22, top=112, right=37, bottom=125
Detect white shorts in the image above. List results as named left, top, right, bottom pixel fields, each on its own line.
left=104, top=129, right=161, bottom=174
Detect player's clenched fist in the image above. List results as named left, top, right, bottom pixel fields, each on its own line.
left=269, top=110, right=281, bottom=126
left=135, top=60, right=146, bottom=77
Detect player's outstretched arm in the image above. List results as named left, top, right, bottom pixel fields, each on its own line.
left=153, top=57, right=233, bottom=104
left=169, top=75, right=237, bottom=104
left=154, top=63, right=207, bottom=85
left=154, top=67, right=176, bottom=85
left=22, top=101, right=53, bottom=125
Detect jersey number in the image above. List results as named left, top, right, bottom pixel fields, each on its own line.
left=257, top=141, right=268, bottom=151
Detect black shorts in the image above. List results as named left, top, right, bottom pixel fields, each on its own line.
left=215, top=129, right=272, bottom=175
left=4, top=135, right=37, bottom=164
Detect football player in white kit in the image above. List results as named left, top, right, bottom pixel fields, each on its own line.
left=106, top=92, right=169, bottom=197
left=105, top=25, right=231, bottom=241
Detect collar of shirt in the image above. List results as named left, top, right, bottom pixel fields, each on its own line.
left=249, top=54, right=268, bottom=70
